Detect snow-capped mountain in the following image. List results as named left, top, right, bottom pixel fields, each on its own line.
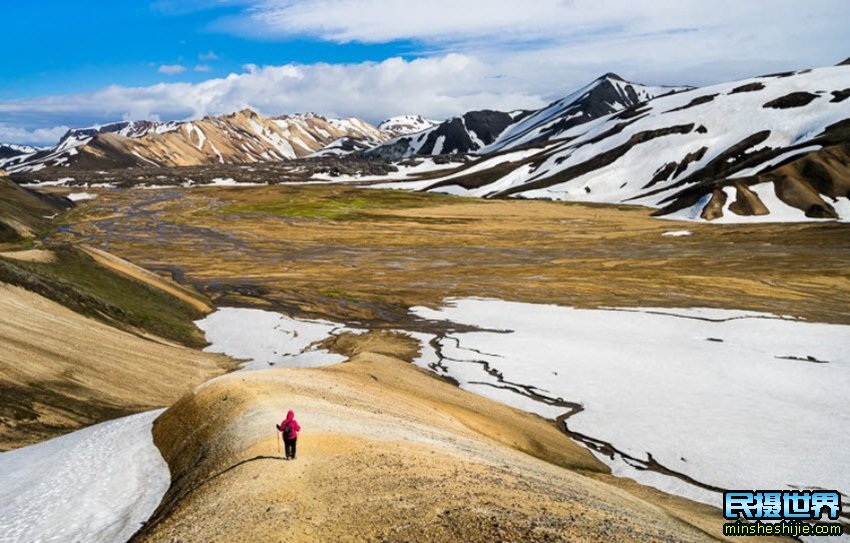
left=480, top=73, right=685, bottom=153
left=0, top=143, right=40, bottom=158
left=6, top=111, right=390, bottom=172
left=0, top=144, right=42, bottom=171
left=368, top=74, right=679, bottom=160
left=370, top=110, right=526, bottom=160
left=377, top=115, right=439, bottom=136
left=56, top=120, right=181, bottom=151
left=412, top=63, right=850, bottom=222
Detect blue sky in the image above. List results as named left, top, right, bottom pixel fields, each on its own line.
left=1, top=2, right=414, bottom=99
left=1, top=0, right=848, bottom=145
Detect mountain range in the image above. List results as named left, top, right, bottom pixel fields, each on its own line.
left=405, top=63, right=850, bottom=221
left=3, top=59, right=849, bottom=222
left=0, top=111, right=388, bottom=172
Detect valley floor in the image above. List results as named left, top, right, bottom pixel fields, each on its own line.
left=53, top=184, right=850, bottom=327
left=3, top=183, right=847, bottom=542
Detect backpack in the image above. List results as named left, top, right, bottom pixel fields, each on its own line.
left=282, top=422, right=294, bottom=439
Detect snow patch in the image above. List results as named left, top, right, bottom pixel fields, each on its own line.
left=0, top=410, right=169, bottom=543
left=66, top=192, right=97, bottom=202
left=195, top=307, right=362, bottom=370
left=408, top=299, right=850, bottom=508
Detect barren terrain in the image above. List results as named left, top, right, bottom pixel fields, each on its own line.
left=54, top=184, right=850, bottom=327
left=0, top=283, right=233, bottom=450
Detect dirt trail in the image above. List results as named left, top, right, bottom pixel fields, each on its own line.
left=134, top=333, right=785, bottom=543
left=0, top=284, right=233, bottom=450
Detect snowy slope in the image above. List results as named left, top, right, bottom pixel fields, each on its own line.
left=0, top=410, right=169, bottom=543
left=368, top=74, right=679, bottom=161
left=377, top=115, right=439, bottom=136
left=481, top=74, right=683, bottom=153
left=0, top=144, right=41, bottom=170
left=418, top=64, right=850, bottom=222
left=0, top=143, right=39, bottom=159
left=409, top=298, right=850, bottom=510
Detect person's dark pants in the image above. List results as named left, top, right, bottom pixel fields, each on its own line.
left=284, top=438, right=297, bottom=459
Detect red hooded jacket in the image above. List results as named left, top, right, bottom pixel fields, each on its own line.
left=277, top=410, right=300, bottom=440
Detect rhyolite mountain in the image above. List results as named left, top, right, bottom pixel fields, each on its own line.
left=4, top=111, right=389, bottom=172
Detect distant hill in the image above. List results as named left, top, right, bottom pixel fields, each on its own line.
left=2, top=110, right=389, bottom=172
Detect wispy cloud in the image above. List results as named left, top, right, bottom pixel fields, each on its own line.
left=199, top=50, right=220, bottom=61
left=224, top=0, right=846, bottom=51
left=194, top=64, right=212, bottom=72
left=216, top=0, right=847, bottom=83
left=158, top=64, right=187, bottom=75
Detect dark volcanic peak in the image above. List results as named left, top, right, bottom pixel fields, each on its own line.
left=371, top=110, right=515, bottom=159
left=480, top=75, right=684, bottom=153
left=839, top=57, right=850, bottom=66
left=0, top=144, right=38, bottom=160
left=368, top=73, right=683, bottom=159
left=600, top=72, right=626, bottom=82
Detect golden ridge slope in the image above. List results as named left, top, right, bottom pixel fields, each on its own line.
left=79, top=244, right=213, bottom=313
left=0, top=283, right=234, bottom=450
left=135, top=332, right=785, bottom=543
left=78, top=110, right=389, bottom=168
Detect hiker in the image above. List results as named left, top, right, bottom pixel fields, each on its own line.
left=276, top=410, right=301, bottom=460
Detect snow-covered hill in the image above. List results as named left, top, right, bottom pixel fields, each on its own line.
left=409, top=63, right=850, bottom=222
left=6, top=111, right=390, bottom=172
left=0, top=143, right=39, bottom=158
left=377, top=115, right=439, bottom=136
left=481, top=74, right=685, bottom=153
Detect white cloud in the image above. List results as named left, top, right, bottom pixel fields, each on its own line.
left=224, top=0, right=848, bottom=83
left=0, top=123, right=70, bottom=147
left=233, top=0, right=845, bottom=47
left=194, top=64, right=212, bottom=72
left=1, top=0, right=848, bottom=145
left=0, top=54, right=549, bottom=145
left=158, top=64, right=187, bottom=75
